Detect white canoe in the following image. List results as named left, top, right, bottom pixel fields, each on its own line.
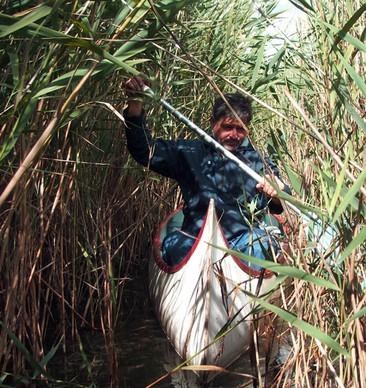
left=149, top=199, right=279, bottom=374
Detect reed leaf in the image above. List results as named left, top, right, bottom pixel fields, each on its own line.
left=0, top=374, right=30, bottom=387
left=33, top=85, right=67, bottom=98
left=282, top=164, right=302, bottom=196
left=321, top=20, right=366, bottom=53
left=0, top=96, right=38, bottom=161
left=217, top=246, right=340, bottom=291
left=334, top=85, right=366, bottom=132
left=330, top=3, right=366, bottom=52
left=38, top=342, right=61, bottom=375
left=0, top=321, right=47, bottom=378
left=347, top=306, right=366, bottom=323
left=321, top=170, right=365, bottom=215
left=250, top=38, right=266, bottom=91
left=328, top=147, right=349, bottom=216
left=288, top=0, right=315, bottom=13
left=7, top=50, right=19, bottom=87
left=278, top=190, right=327, bottom=219
left=245, top=292, right=349, bottom=356
left=335, top=48, right=366, bottom=98
left=0, top=12, right=71, bottom=39
left=101, top=50, right=139, bottom=75
left=0, top=5, right=51, bottom=38
left=332, top=168, right=366, bottom=224
left=339, top=227, right=366, bottom=265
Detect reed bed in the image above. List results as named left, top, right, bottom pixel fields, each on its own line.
left=0, top=0, right=365, bottom=387
left=0, top=1, right=183, bottom=385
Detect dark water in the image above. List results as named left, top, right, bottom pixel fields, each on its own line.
left=49, top=275, right=284, bottom=387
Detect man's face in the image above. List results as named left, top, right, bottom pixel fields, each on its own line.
left=212, top=117, right=248, bottom=152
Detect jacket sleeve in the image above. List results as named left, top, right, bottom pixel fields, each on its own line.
left=124, top=112, right=183, bottom=180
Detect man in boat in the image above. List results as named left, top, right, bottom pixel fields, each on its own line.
left=124, top=76, right=291, bottom=267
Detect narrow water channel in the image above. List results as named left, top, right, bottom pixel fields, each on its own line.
left=50, top=271, right=285, bottom=387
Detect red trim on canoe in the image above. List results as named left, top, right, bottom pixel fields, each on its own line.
left=153, top=206, right=209, bottom=274
left=214, top=216, right=274, bottom=279
left=153, top=206, right=287, bottom=278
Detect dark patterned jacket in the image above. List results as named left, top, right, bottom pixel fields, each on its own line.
left=124, top=113, right=290, bottom=240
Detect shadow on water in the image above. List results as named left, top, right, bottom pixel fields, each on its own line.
left=49, top=271, right=287, bottom=388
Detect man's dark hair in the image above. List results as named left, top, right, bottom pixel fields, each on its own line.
left=211, top=93, right=252, bottom=124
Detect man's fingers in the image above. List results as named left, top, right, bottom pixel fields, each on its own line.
left=256, top=178, right=278, bottom=198
left=264, top=182, right=276, bottom=197
left=126, top=79, right=141, bottom=91
left=125, top=76, right=145, bottom=95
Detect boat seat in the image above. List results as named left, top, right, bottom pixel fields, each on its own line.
left=161, top=210, right=184, bottom=242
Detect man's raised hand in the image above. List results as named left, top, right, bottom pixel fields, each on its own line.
left=125, top=76, right=146, bottom=117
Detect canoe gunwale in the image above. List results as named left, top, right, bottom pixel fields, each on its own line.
left=152, top=205, right=277, bottom=278
left=152, top=206, right=208, bottom=274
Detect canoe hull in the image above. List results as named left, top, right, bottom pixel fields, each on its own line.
left=149, top=199, right=277, bottom=372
